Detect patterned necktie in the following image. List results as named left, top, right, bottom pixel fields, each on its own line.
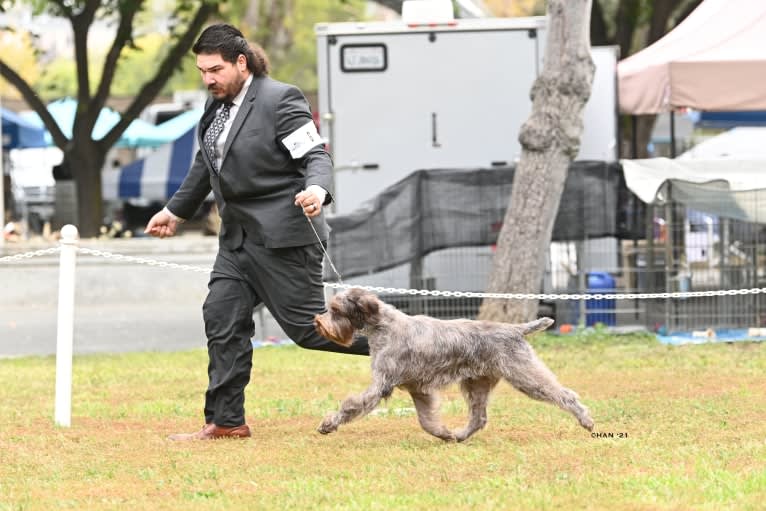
left=204, top=102, right=232, bottom=172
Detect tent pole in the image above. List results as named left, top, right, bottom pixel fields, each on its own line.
left=631, top=115, right=638, bottom=159
left=669, top=110, right=677, bottom=158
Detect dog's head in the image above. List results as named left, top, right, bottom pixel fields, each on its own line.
left=314, top=288, right=381, bottom=347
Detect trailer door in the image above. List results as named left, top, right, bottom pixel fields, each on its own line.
left=324, top=28, right=541, bottom=213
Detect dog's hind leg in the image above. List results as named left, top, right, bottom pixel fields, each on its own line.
left=501, top=351, right=594, bottom=431
left=406, top=388, right=456, bottom=442
left=318, top=377, right=393, bottom=434
left=455, top=377, right=498, bottom=442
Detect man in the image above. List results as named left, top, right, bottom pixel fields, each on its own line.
left=145, top=24, right=369, bottom=441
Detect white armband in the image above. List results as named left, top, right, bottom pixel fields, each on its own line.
left=281, top=120, right=325, bottom=159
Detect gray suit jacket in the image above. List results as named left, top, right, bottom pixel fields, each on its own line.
left=167, top=75, right=333, bottom=250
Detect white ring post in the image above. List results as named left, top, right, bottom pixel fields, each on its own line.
left=55, top=224, right=79, bottom=427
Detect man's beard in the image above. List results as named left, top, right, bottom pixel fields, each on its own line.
left=210, top=76, right=245, bottom=102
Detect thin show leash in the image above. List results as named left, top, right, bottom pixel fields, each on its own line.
left=305, top=214, right=344, bottom=285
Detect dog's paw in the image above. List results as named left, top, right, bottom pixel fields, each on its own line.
left=431, top=428, right=457, bottom=442
left=317, top=414, right=338, bottom=435
left=317, top=422, right=336, bottom=435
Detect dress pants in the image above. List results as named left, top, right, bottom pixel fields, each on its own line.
left=202, top=237, right=370, bottom=426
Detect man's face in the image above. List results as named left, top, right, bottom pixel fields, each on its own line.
left=196, top=52, right=247, bottom=102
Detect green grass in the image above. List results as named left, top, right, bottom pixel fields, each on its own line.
left=1, top=333, right=765, bottom=510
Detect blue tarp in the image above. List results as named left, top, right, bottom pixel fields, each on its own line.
left=145, top=108, right=203, bottom=143
left=1, top=107, right=47, bottom=150
left=22, top=98, right=200, bottom=148
left=102, top=122, right=200, bottom=201
left=657, top=329, right=766, bottom=345
left=696, top=111, right=766, bottom=129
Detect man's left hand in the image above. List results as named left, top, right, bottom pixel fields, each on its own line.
left=294, top=189, right=323, bottom=218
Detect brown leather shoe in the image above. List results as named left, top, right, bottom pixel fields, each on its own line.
left=168, top=423, right=251, bottom=441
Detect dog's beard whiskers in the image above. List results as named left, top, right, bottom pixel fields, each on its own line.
left=334, top=317, right=355, bottom=346
left=315, top=314, right=355, bottom=347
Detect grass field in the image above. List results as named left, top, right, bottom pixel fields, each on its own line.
left=1, top=331, right=765, bottom=510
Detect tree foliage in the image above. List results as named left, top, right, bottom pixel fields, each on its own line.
left=35, top=59, right=74, bottom=100
left=224, top=0, right=366, bottom=91
left=0, top=0, right=219, bottom=237
left=0, top=29, right=39, bottom=99
left=369, top=0, right=404, bottom=13
left=484, top=0, right=546, bottom=17
left=109, top=33, right=202, bottom=96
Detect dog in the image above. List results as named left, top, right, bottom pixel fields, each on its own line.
left=314, top=287, right=594, bottom=442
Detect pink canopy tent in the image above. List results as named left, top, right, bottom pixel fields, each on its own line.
left=618, top=0, right=766, bottom=115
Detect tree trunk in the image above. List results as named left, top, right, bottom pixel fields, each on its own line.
left=66, top=141, right=107, bottom=238
left=478, top=0, right=594, bottom=323
left=589, top=0, right=609, bottom=46
left=372, top=0, right=404, bottom=13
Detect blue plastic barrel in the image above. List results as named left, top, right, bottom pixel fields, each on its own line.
left=586, top=271, right=616, bottom=326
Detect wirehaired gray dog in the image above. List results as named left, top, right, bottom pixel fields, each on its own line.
left=314, top=287, right=594, bottom=442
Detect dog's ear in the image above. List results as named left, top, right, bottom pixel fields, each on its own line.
left=357, top=293, right=381, bottom=325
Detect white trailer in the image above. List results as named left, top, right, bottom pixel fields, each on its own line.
left=315, top=16, right=618, bottom=214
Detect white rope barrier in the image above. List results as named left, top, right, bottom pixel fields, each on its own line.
left=0, top=246, right=61, bottom=262
left=3, top=241, right=766, bottom=301
left=77, top=247, right=210, bottom=273
left=323, top=282, right=766, bottom=300
left=5, top=224, right=766, bottom=427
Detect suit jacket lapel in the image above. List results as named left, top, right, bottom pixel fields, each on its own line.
left=221, top=76, right=262, bottom=166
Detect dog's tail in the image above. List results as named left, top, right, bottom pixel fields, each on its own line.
left=520, top=317, right=554, bottom=335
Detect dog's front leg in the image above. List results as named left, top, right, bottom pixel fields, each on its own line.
left=408, top=389, right=456, bottom=442
left=318, top=378, right=393, bottom=434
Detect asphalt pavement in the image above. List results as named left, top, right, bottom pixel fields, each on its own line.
left=0, top=234, right=288, bottom=357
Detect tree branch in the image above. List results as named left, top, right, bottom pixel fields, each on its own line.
left=81, top=0, right=102, bottom=22
left=90, top=1, right=144, bottom=119
left=71, top=0, right=103, bottom=130
left=47, top=0, right=74, bottom=18
left=590, top=0, right=610, bottom=46
left=673, top=0, right=704, bottom=27
left=647, top=0, right=683, bottom=46
left=615, top=0, right=641, bottom=58
left=371, top=0, right=404, bottom=13
left=98, top=2, right=217, bottom=150
left=0, top=58, right=69, bottom=149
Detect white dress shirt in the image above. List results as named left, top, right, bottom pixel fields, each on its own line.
left=211, top=74, right=252, bottom=171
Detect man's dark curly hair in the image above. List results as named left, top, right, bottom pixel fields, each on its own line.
left=193, top=23, right=270, bottom=77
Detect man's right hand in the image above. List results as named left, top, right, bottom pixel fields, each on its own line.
left=144, top=208, right=180, bottom=239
